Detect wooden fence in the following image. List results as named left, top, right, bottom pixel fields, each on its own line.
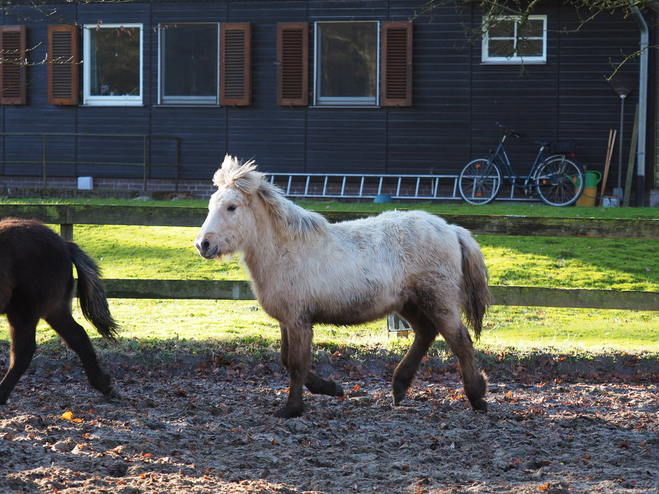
left=0, top=204, right=657, bottom=311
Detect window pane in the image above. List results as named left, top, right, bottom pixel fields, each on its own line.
left=318, top=22, right=377, bottom=99
left=489, top=39, right=515, bottom=58
left=89, top=27, right=140, bottom=97
left=163, top=24, right=217, bottom=98
left=519, top=19, right=544, bottom=38
left=516, top=38, right=543, bottom=57
left=488, top=19, right=515, bottom=39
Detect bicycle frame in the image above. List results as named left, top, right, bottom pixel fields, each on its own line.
left=488, top=134, right=548, bottom=190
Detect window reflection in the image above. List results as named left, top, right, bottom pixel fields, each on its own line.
left=316, top=22, right=378, bottom=105
left=89, top=27, right=141, bottom=97
left=161, top=24, right=218, bottom=103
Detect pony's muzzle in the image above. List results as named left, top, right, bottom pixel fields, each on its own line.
left=195, top=235, right=220, bottom=259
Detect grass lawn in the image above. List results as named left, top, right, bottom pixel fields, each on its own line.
left=0, top=197, right=657, bottom=359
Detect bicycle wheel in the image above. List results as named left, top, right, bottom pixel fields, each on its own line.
left=535, top=156, right=584, bottom=207
left=459, top=159, right=501, bottom=205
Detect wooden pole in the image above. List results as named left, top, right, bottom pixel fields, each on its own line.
left=600, top=129, right=616, bottom=206
left=623, top=105, right=639, bottom=207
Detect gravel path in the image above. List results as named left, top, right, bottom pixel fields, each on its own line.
left=1, top=349, right=658, bottom=493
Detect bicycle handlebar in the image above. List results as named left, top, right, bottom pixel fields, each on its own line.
left=496, top=122, right=524, bottom=139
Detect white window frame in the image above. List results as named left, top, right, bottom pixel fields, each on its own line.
left=482, top=15, right=547, bottom=65
left=83, top=23, right=144, bottom=106
left=157, top=22, right=220, bottom=106
left=313, top=21, right=380, bottom=107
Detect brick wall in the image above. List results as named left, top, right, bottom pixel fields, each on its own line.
left=0, top=176, right=217, bottom=199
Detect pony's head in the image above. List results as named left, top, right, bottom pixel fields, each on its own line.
left=195, top=155, right=328, bottom=260
left=195, top=155, right=260, bottom=259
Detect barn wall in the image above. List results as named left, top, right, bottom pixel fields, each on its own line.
left=0, top=0, right=646, bottom=187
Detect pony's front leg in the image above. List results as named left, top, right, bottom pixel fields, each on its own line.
left=0, top=312, right=39, bottom=405
left=275, top=322, right=313, bottom=419
left=280, top=324, right=343, bottom=398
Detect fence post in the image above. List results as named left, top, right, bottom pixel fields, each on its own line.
left=175, top=138, right=180, bottom=192
left=43, top=135, right=48, bottom=188
left=143, top=135, right=148, bottom=192
left=60, top=224, right=73, bottom=241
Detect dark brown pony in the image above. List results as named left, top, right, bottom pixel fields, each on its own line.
left=0, top=218, right=119, bottom=404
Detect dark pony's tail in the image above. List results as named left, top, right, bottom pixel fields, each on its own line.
left=68, top=242, right=119, bottom=340
left=456, top=227, right=491, bottom=340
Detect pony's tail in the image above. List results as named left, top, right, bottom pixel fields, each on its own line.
left=456, top=227, right=491, bottom=340
left=68, top=242, right=119, bottom=340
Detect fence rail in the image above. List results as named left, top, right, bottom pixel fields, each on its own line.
left=0, top=204, right=656, bottom=311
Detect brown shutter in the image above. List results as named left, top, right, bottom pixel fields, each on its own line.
left=381, top=21, right=412, bottom=107
left=277, top=22, right=308, bottom=106
left=220, top=22, right=251, bottom=106
left=48, top=25, right=79, bottom=105
left=0, top=25, right=27, bottom=105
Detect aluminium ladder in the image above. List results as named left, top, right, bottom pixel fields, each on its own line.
left=268, top=172, right=535, bottom=202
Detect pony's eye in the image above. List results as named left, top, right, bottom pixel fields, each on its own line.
left=227, top=204, right=237, bottom=212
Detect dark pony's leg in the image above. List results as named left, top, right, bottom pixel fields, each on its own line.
left=392, top=302, right=439, bottom=406
left=45, top=302, right=119, bottom=399
left=275, top=321, right=313, bottom=419
left=0, top=310, right=39, bottom=405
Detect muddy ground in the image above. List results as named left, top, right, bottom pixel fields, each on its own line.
left=1, top=347, right=658, bottom=494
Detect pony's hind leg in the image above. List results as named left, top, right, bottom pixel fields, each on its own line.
left=392, top=303, right=439, bottom=406
left=0, top=311, right=39, bottom=405
left=434, top=311, right=488, bottom=412
left=45, top=303, right=119, bottom=399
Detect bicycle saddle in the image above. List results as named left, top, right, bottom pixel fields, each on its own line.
left=496, top=123, right=524, bottom=139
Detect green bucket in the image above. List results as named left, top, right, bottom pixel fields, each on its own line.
left=577, top=170, right=602, bottom=188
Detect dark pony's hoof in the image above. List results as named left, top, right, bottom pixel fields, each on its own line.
left=392, top=381, right=408, bottom=406
left=104, top=387, right=121, bottom=400
left=469, top=397, right=488, bottom=412
left=274, top=403, right=304, bottom=419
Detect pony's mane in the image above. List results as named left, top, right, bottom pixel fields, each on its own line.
left=214, top=155, right=329, bottom=239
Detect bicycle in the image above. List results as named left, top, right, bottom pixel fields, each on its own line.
left=458, top=123, right=585, bottom=206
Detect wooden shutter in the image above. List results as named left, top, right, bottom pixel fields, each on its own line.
left=220, top=22, right=251, bottom=106
left=0, top=25, right=26, bottom=105
left=48, top=25, right=79, bottom=105
left=381, top=21, right=412, bottom=107
left=277, top=23, right=308, bottom=106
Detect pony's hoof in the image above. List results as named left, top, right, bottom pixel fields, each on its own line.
left=104, top=387, right=121, bottom=400
left=274, top=404, right=304, bottom=419
left=392, top=381, right=408, bottom=406
left=470, top=398, right=488, bottom=412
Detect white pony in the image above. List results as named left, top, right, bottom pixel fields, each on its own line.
left=196, top=156, right=491, bottom=418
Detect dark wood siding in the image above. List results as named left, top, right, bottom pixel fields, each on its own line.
left=0, top=0, right=648, bottom=185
